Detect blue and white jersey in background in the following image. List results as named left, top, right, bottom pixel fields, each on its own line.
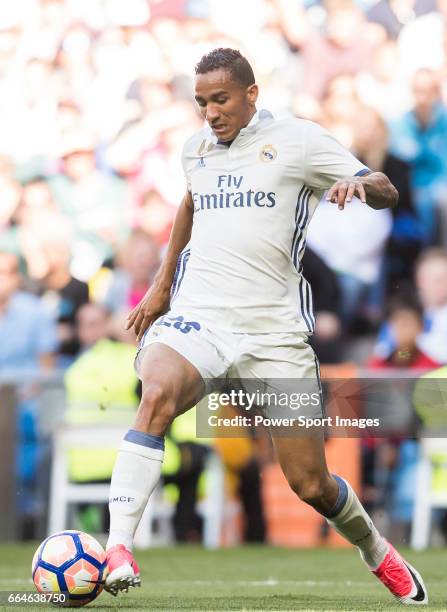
left=173, top=110, right=368, bottom=334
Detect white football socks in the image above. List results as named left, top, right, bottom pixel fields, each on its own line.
left=107, top=430, right=164, bottom=551
left=326, top=476, right=388, bottom=570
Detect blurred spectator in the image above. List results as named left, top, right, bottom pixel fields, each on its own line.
left=352, top=107, right=423, bottom=291
left=368, top=297, right=439, bottom=369
left=135, top=189, right=175, bottom=246
left=299, top=1, right=383, bottom=102
left=103, top=229, right=160, bottom=312
left=302, top=247, right=343, bottom=363
left=307, top=197, right=392, bottom=331
left=373, top=248, right=447, bottom=362
left=320, top=75, right=362, bottom=148
left=0, top=57, right=60, bottom=168
left=11, top=178, right=89, bottom=362
left=367, top=0, right=437, bottom=40
left=0, top=251, right=57, bottom=538
left=415, top=248, right=447, bottom=362
left=365, top=293, right=438, bottom=544
left=104, top=79, right=178, bottom=180
left=397, top=0, right=447, bottom=75
left=389, top=69, right=447, bottom=244
left=37, top=235, right=89, bottom=364
left=19, top=177, right=58, bottom=221
left=65, top=303, right=138, bottom=419
left=356, top=41, right=411, bottom=120
left=15, top=177, right=73, bottom=280
left=48, top=131, right=130, bottom=277
left=54, top=23, right=95, bottom=109
left=0, top=252, right=57, bottom=373
left=55, top=99, right=83, bottom=137
left=273, top=0, right=310, bottom=51
left=75, top=302, right=110, bottom=351
left=106, top=94, right=201, bottom=208
left=0, top=178, right=21, bottom=253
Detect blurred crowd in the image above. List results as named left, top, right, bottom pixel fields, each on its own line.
left=1, top=0, right=447, bottom=367
left=1, top=0, right=447, bottom=543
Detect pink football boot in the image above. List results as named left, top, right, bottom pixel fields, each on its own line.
left=104, top=544, right=141, bottom=596
left=371, top=542, right=428, bottom=605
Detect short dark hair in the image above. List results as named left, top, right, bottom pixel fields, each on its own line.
left=195, top=48, right=255, bottom=87
left=385, top=292, right=424, bottom=320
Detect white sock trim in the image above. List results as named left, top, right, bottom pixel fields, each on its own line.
left=120, top=439, right=164, bottom=461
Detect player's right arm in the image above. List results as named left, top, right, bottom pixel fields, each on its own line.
left=126, top=190, right=194, bottom=340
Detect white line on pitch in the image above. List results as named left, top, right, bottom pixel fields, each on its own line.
left=141, top=580, right=377, bottom=587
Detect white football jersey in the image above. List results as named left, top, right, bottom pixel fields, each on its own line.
left=173, top=110, right=368, bottom=333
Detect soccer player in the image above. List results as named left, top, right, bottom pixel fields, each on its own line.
left=104, top=48, right=428, bottom=605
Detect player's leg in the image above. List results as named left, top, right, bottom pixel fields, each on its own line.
left=106, top=312, right=232, bottom=595
left=108, top=342, right=204, bottom=547
left=105, top=342, right=205, bottom=594
left=239, top=331, right=427, bottom=605
left=272, top=433, right=427, bottom=605
left=272, top=434, right=387, bottom=560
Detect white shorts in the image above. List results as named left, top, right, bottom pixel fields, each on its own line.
left=134, top=310, right=323, bottom=417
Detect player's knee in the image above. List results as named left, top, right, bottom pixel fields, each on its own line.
left=138, top=383, right=176, bottom=431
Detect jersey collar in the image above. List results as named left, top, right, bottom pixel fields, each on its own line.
left=208, top=108, right=274, bottom=145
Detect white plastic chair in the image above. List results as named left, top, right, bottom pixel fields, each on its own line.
left=411, top=438, right=447, bottom=550
left=48, top=424, right=225, bottom=548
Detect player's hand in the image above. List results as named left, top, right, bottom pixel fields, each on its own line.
left=326, top=177, right=367, bottom=210
left=126, top=284, right=171, bottom=341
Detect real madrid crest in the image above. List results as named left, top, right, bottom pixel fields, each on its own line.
left=260, top=144, right=277, bottom=162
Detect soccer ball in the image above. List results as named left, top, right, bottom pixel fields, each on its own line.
left=32, top=530, right=107, bottom=607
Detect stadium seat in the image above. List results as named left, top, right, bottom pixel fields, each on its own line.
left=48, top=424, right=225, bottom=548
left=411, top=438, right=447, bottom=550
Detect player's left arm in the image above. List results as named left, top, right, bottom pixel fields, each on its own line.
left=325, top=171, right=399, bottom=211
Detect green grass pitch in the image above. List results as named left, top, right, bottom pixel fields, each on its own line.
left=0, top=544, right=445, bottom=611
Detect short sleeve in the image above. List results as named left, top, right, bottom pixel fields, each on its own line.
left=304, top=122, right=369, bottom=190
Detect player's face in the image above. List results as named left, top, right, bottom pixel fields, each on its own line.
left=194, top=68, right=258, bottom=142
